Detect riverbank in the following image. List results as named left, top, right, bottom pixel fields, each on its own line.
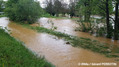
left=42, top=15, right=79, bottom=21
left=0, top=28, right=54, bottom=67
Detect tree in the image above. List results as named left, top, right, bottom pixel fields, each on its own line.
left=45, top=0, right=69, bottom=17
left=5, top=0, right=42, bottom=24
left=0, top=0, right=4, bottom=12
left=53, top=0, right=63, bottom=16
left=69, top=0, right=76, bottom=18
left=76, top=0, right=114, bottom=38
left=76, top=0, right=93, bottom=21
left=45, top=0, right=55, bottom=16
left=94, top=0, right=113, bottom=38
left=114, top=0, right=119, bottom=40
left=105, top=0, right=111, bottom=38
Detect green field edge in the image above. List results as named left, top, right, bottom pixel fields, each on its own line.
left=0, top=28, right=55, bottom=67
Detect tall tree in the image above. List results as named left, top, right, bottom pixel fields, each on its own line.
left=114, top=0, right=119, bottom=40
left=54, top=0, right=63, bottom=16
left=69, top=0, right=77, bottom=18
left=45, top=0, right=55, bottom=16
left=106, top=0, right=111, bottom=38
left=76, top=0, right=93, bottom=21
left=0, top=0, right=3, bottom=12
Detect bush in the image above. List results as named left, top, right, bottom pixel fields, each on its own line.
left=5, top=0, right=43, bottom=24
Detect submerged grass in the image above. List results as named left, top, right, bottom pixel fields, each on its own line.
left=19, top=23, right=119, bottom=58
left=0, top=28, right=54, bottom=67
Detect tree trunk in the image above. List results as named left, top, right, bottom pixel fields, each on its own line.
left=118, top=3, right=119, bottom=30
left=114, top=2, right=119, bottom=40
left=106, top=0, right=111, bottom=38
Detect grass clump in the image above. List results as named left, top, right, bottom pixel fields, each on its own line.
left=0, top=28, right=54, bottom=67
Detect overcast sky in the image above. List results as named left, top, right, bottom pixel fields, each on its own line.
left=3, top=0, right=71, bottom=8
left=39, top=0, right=71, bottom=8
left=3, top=0, right=70, bottom=3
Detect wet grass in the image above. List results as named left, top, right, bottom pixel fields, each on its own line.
left=0, top=28, right=55, bottom=67
left=18, top=23, right=119, bottom=58
left=0, top=15, right=5, bottom=17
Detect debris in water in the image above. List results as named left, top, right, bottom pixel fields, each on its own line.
left=66, top=42, right=70, bottom=44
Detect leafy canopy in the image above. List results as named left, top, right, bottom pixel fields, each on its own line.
left=5, top=0, right=42, bottom=24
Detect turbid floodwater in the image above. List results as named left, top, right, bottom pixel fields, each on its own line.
left=0, top=17, right=119, bottom=67
left=38, top=17, right=119, bottom=46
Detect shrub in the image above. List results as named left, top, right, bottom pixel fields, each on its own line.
left=5, top=0, right=43, bottom=24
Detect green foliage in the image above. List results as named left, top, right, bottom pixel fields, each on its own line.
left=96, top=27, right=106, bottom=36
left=0, top=28, right=55, bottom=67
left=76, top=0, right=93, bottom=21
left=76, top=0, right=113, bottom=16
left=5, top=0, right=43, bottom=24
left=0, top=14, right=5, bottom=17
left=0, top=0, right=4, bottom=12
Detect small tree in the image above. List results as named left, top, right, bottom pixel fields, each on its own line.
left=45, top=0, right=55, bottom=16
left=69, top=1, right=76, bottom=18
left=53, top=0, right=63, bottom=17
left=5, top=0, right=42, bottom=24
left=0, top=0, right=4, bottom=12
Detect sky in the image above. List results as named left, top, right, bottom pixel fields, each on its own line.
left=3, top=0, right=70, bottom=4
left=3, top=0, right=71, bottom=8
left=38, top=0, right=71, bottom=8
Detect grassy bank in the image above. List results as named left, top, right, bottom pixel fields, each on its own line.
left=0, top=15, right=5, bottom=17
left=0, top=28, right=54, bottom=67
left=42, top=14, right=79, bottom=20
left=19, top=23, right=119, bottom=58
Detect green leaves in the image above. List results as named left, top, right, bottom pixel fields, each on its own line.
left=5, top=0, right=42, bottom=24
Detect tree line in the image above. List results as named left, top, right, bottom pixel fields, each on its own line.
left=44, top=0, right=78, bottom=17
left=44, top=0, right=119, bottom=40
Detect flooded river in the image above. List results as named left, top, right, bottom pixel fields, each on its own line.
left=38, top=17, right=119, bottom=46
left=0, top=17, right=119, bottom=67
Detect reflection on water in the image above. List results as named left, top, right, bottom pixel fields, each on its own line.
left=0, top=17, right=119, bottom=67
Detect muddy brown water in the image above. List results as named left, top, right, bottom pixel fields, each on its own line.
left=38, top=17, right=119, bottom=46
left=0, top=17, right=119, bottom=67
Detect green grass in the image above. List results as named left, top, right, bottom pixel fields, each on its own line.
left=19, top=23, right=119, bottom=58
left=0, top=28, right=55, bottom=67
left=0, top=15, right=5, bottom=17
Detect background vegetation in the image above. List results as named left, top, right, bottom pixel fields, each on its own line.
left=44, top=0, right=119, bottom=40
